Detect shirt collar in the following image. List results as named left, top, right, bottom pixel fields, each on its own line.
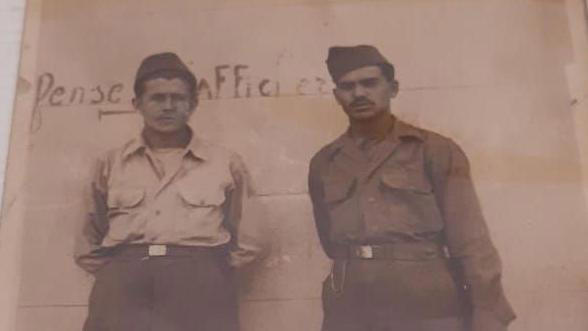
left=327, top=115, right=424, bottom=157
left=390, top=117, right=424, bottom=142
left=121, top=126, right=210, bottom=161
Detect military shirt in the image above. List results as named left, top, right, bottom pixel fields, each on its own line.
left=308, top=117, right=515, bottom=328
left=75, top=129, right=261, bottom=273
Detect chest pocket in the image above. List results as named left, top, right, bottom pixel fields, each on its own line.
left=177, top=184, right=227, bottom=207
left=323, top=177, right=356, bottom=204
left=379, top=167, right=443, bottom=232
left=107, top=188, right=145, bottom=209
left=380, top=167, right=432, bottom=194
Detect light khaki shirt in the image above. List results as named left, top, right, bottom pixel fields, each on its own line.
left=75, top=130, right=261, bottom=273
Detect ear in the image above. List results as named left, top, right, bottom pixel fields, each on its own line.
left=190, top=94, right=199, bottom=112
left=132, top=97, right=142, bottom=113
left=332, top=88, right=344, bottom=106
left=389, top=80, right=399, bottom=99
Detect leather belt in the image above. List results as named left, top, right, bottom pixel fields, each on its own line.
left=112, top=244, right=227, bottom=258
left=331, top=241, right=447, bottom=260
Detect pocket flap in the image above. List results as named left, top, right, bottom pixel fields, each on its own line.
left=107, top=189, right=145, bottom=208
left=381, top=170, right=432, bottom=194
left=178, top=185, right=226, bottom=207
left=323, top=178, right=355, bottom=203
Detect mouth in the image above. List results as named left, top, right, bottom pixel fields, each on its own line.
left=157, top=116, right=176, bottom=122
left=351, top=103, right=374, bottom=111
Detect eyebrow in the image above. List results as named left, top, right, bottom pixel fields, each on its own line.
left=150, top=92, right=188, bottom=96
left=337, top=77, right=381, bottom=87
left=148, top=92, right=189, bottom=99
left=359, top=78, right=379, bottom=84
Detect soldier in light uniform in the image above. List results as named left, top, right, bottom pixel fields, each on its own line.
left=75, top=52, right=261, bottom=331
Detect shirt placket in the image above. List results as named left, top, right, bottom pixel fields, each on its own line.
left=350, top=137, right=403, bottom=242
left=144, top=149, right=188, bottom=198
left=333, top=144, right=374, bottom=242
left=135, top=150, right=188, bottom=242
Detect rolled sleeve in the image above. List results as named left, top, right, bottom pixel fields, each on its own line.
left=428, top=139, right=516, bottom=329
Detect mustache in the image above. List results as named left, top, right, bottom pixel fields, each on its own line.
left=350, top=98, right=374, bottom=107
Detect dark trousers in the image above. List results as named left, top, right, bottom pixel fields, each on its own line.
left=83, top=246, right=238, bottom=331
left=322, top=258, right=466, bottom=331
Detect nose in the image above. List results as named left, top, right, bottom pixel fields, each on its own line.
left=162, top=96, right=175, bottom=111
left=352, top=85, right=368, bottom=98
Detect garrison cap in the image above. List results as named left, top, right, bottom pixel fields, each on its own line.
left=134, top=52, right=197, bottom=95
left=326, top=45, right=394, bottom=82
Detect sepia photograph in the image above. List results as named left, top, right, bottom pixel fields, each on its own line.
left=1, top=0, right=588, bottom=330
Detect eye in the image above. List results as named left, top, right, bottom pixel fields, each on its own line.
left=150, top=94, right=166, bottom=102
left=359, top=78, right=379, bottom=88
left=172, top=94, right=188, bottom=103
left=336, top=82, right=354, bottom=91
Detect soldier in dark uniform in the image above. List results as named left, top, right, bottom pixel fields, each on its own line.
left=308, top=45, right=515, bottom=331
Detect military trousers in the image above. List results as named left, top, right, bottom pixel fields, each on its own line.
left=321, top=257, right=467, bottom=331
left=83, top=245, right=238, bottom=331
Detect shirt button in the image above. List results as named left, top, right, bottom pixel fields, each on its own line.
left=367, top=197, right=376, bottom=203
left=425, top=248, right=436, bottom=257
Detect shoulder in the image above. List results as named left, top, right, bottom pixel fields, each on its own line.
left=195, top=139, right=252, bottom=183
left=309, top=134, right=345, bottom=173
left=95, top=137, right=138, bottom=166
left=310, top=145, right=331, bottom=168
left=87, top=137, right=139, bottom=182
left=403, top=122, right=465, bottom=159
left=399, top=121, right=454, bottom=149
left=196, top=138, right=245, bottom=166
left=405, top=123, right=471, bottom=173
left=104, top=137, right=146, bottom=165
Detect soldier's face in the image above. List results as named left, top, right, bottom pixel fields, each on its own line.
left=133, top=77, right=197, bottom=134
left=333, top=65, right=398, bottom=121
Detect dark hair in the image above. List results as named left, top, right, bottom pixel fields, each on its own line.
left=133, top=70, right=197, bottom=98
left=379, top=63, right=396, bottom=82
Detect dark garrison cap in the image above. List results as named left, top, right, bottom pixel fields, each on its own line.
left=326, top=45, right=394, bottom=82
left=134, top=52, right=196, bottom=95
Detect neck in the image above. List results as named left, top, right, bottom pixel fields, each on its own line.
left=349, top=112, right=395, bottom=140
left=142, top=126, right=191, bottom=149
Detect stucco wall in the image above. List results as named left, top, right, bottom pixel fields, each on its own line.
left=4, top=0, right=588, bottom=330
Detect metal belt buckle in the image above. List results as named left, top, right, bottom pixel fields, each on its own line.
left=148, top=244, right=167, bottom=257
left=356, top=245, right=374, bottom=259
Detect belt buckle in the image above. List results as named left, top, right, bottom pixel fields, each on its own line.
left=355, top=245, right=374, bottom=259
left=148, top=244, right=167, bottom=257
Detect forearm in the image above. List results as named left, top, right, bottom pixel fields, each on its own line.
left=308, top=163, right=335, bottom=258
left=431, top=140, right=515, bottom=328
left=74, top=244, right=111, bottom=274
left=226, top=154, right=264, bottom=268
left=74, top=159, right=111, bottom=274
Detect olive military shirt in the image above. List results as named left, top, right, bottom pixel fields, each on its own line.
left=308, top=118, right=515, bottom=328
